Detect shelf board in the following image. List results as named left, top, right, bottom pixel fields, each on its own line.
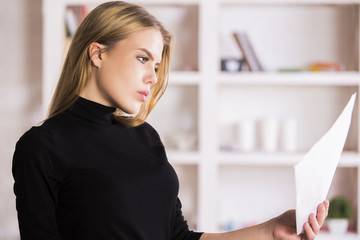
left=64, top=0, right=108, bottom=5
left=219, top=151, right=303, bottom=166
left=169, top=71, right=200, bottom=85
left=339, top=152, right=360, bottom=167
left=64, top=0, right=200, bottom=5
left=221, top=0, right=360, bottom=5
left=218, top=151, right=360, bottom=167
left=218, top=72, right=360, bottom=86
left=64, top=0, right=360, bottom=7
left=317, top=232, right=359, bottom=240
left=166, top=150, right=200, bottom=164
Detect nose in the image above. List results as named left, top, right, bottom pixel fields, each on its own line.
left=145, top=67, right=158, bottom=85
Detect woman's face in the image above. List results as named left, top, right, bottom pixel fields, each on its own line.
left=82, top=28, right=164, bottom=114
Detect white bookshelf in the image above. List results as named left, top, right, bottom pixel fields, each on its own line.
left=169, top=72, right=200, bottom=85
left=218, top=72, right=360, bottom=86
left=167, top=151, right=201, bottom=165
left=219, top=152, right=360, bottom=166
left=43, top=0, right=360, bottom=238
left=221, top=0, right=360, bottom=5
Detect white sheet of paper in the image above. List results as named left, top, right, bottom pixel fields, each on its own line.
left=295, top=93, right=356, bottom=234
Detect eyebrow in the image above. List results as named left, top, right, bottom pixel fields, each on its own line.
left=138, top=48, right=160, bottom=65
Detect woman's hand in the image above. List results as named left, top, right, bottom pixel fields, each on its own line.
left=273, top=200, right=329, bottom=240
left=200, top=200, right=329, bottom=240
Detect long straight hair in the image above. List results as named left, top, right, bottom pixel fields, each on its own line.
left=47, top=1, right=173, bottom=126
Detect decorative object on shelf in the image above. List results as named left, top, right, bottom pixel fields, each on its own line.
left=221, top=58, right=245, bottom=72
left=279, top=118, right=298, bottom=152
left=224, top=220, right=235, bottom=231
left=258, top=118, right=280, bottom=152
left=222, top=117, right=299, bottom=153
left=232, top=32, right=264, bottom=72
left=236, top=119, right=256, bottom=152
left=175, top=131, right=197, bottom=151
left=65, top=5, right=88, bottom=37
left=277, top=68, right=305, bottom=72
left=309, top=62, right=344, bottom=72
left=327, top=196, right=353, bottom=235
left=174, top=108, right=197, bottom=151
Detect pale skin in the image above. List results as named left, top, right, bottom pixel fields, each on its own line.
left=80, top=28, right=329, bottom=240
left=80, top=28, right=163, bottom=114
left=200, top=201, right=329, bottom=240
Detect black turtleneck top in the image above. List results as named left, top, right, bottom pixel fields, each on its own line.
left=12, top=97, right=203, bottom=240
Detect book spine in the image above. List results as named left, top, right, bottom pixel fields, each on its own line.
left=233, top=32, right=264, bottom=71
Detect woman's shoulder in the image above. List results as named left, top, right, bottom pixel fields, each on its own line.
left=134, top=121, right=159, bottom=136
left=42, top=111, right=73, bottom=130
left=13, top=119, right=66, bottom=182
left=16, top=125, right=53, bottom=152
left=17, top=112, right=71, bottom=147
left=132, top=121, right=164, bottom=145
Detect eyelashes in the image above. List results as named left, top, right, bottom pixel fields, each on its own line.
left=137, top=56, right=159, bottom=73
left=137, top=56, right=149, bottom=64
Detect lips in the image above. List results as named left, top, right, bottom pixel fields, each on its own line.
left=138, top=90, right=149, bottom=102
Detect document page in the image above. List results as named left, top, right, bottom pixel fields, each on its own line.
left=295, top=93, right=356, bottom=234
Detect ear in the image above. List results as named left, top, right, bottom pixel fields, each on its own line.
left=89, top=42, right=104, bottom=68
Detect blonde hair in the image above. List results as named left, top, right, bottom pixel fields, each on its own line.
left=48, top=1, right=173, bottom=126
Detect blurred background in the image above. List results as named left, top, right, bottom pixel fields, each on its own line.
left=1, top=0, right=360, bottom=239
left=1, top=0, right=42, bottom=239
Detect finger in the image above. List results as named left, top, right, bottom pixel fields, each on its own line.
left=309, top=213, right=320, bottom=235
left=316, top=202, right=326, bottom=226
left=303, top=222, right=316, bottom=240
left=323, top=200, right=329, bottom=217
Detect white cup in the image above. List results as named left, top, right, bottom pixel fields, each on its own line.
left=259, top=118, right=280, bottom=152
left=280, top=118, right=298, bottom=152
left=236, top=120, right=256, bottom=152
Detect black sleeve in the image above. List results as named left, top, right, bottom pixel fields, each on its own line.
left=143, top=123, right=204, bottom=240
left=12, top=128, right=62, bottom=240
left=172, top=198, right=203, bottom=240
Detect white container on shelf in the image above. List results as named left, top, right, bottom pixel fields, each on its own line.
left=259, top=118, right=280, bottom=152
left=327, top=219, right=349, bottom=235
left=280, top=118, right=298, bottom=152
left=236, top=119, right=256, bottom=152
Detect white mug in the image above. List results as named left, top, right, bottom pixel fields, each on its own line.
left=259, top=118, right=280, bottom=152
left=236, top=120, right=256, bottom=152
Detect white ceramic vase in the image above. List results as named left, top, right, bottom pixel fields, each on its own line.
left=327, top=219, right=349, bottom=235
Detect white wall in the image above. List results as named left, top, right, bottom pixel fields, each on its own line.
left=0, top=0, right=42, bottom=239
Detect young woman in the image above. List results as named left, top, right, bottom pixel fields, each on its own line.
left=12, top=1, right=328, bottom=240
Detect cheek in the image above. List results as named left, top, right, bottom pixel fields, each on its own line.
left=99, top=62, right=125, bottom=89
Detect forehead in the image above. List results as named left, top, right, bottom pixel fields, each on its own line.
left=116, top=28, right=164, bottom=61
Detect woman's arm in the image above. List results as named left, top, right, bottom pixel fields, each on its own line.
left=200, top=220, right=273, bottom=240
left=12, top=128, right=62, bottom=240
left=200, top=200, right=329, bottom=240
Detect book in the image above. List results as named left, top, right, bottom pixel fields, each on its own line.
left=232, top=32, right=264, bottom=71
left=65, top=5, right=88, bottom=37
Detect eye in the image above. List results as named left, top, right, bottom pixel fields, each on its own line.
left=137, top=56, right=149, bottom=64
left=155, top=67, right=159, bottom=73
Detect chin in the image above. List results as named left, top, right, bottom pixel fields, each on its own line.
left=121, top=105, right=142, bottom=115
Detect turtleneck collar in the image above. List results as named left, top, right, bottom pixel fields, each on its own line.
left=68, top=97, right=117, bottom=125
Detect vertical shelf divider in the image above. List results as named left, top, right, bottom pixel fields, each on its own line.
left=197, top=0, right=221, bottom=232
left=42, top=0, right=66, bottom=118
